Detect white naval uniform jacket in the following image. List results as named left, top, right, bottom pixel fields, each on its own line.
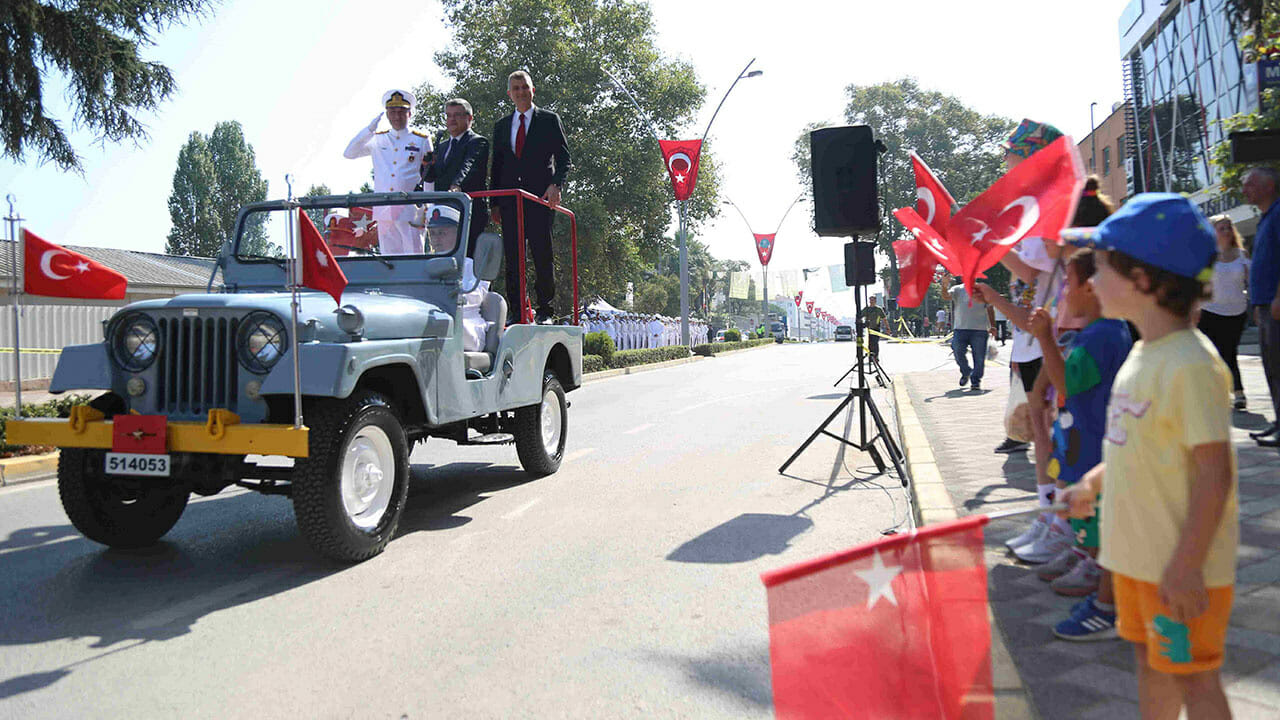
left=344, top=125, right=434, bottom=256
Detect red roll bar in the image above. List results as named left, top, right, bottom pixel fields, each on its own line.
left=467, top=189, right=579, bottom=326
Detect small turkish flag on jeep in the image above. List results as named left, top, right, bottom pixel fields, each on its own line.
left=298, top=208, right=348, bottom=304
left=23, top=230, right=127, bottom=300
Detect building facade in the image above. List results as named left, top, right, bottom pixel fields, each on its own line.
left=1119, top=0, right=1260, bottom=230
left=1078, top=103, right=1131, bottom=203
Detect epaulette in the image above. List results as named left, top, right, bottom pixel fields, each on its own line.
left=375, top=130, right=389, bottom=135
left=411, top=129, right=429, bottom=137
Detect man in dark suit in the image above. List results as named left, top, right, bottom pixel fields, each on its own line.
left=423, top=98, right=490, bottom=257
left=490, top=70, right=571, bottom=324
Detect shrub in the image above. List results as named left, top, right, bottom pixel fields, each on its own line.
left=609, top=346, right=690, bottom=368
left=724, top=328, right=742, bottom=342
left=0, top=393, right=93, bottom=455
left=583, top=354, right=606, bottom=374
left=583, top=332, right=615, bottom=365
left=692, top=338, right=775, bottom=356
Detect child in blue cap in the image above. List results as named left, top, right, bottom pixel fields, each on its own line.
left=1059, top=193, right=1238, bottom=718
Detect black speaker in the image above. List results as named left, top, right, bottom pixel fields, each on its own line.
left=810, top=125, right=880, bottom=236
left=844, top=241, right=876, bottom=286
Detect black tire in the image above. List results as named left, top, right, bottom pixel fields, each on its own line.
left=513, top=371, right=567, bottom=477
left=57, top=448, right=189, bottom=549
left=291, top=391, right=410, bottom=562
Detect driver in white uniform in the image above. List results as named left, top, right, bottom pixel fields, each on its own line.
left=425, top=206, right=489, bottom=352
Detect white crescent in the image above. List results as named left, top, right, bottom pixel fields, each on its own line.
left=667, top=151, right=692, bottom=172
left=916, top=187, right=936, bottom=225
left=40, top=250, right=71, bottom=281
left=999, top=197, right=1040, bottom=244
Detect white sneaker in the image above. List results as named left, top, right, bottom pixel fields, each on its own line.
left=1014, top=523, right=1073, bottom=564
left=1004, top=513, right=1049, bottom=551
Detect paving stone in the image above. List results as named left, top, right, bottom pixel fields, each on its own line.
left=1237, top=556, right=1280, bottom=585
left=1227, top=663, right=1280, bottom=709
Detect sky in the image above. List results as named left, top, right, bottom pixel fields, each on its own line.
left=0, top=0, right=1129, bottom=320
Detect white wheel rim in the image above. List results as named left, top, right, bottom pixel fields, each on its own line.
left=540, top=388, right=562, bottom=457
left=340, top=425, right=395, bottom=530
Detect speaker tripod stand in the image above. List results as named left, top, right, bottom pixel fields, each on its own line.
left=833, top=331, right=889, bottom=388
left=779, top=283, right=907, bottom=485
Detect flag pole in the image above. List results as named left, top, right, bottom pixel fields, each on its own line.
left=284, top=176, right=303, bottom=430
left=5, top=194, right=23, bottom=419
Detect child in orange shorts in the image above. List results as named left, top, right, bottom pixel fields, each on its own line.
left=1060, top=194, right=1238, bottom=719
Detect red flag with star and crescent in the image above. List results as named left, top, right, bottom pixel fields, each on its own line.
left=23, top=230, right=127, bottom=299
left=298, top=208, right=348, bottom=304
left=754, top=233, right=776, bottom=266
left=893, top=152, right=959, bottom=308
left=659, top=139, right=703, bottom=201
left=794, top=292, right=803, bottom=308
left=805, top=301, right=814, bottom=315
left=762, top=514, right=994, bottom=720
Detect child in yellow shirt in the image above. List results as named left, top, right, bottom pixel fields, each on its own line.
left=1060, top=193, right=1238, bottom=719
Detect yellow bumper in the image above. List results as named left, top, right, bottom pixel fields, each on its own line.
left=5, top=410, right=310, bottom=458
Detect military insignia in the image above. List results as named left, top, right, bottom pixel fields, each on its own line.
left=406, top=144, right=421, bottom=152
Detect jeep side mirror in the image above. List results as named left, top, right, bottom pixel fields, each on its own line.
left=425, top=256, right=460, bottom=280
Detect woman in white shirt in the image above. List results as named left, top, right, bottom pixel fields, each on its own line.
left=1198, top=215, right=1250, bottom=409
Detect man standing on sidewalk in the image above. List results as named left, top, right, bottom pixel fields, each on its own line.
left=1243, top=167, right=1280, bottom=447
left=941, top=277, right=996, bottom=390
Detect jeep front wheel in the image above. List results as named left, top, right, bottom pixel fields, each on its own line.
left=57, top=449, right=189, bottom=548
left=513, top=371, right=567, bottom=477
left=291, top=391, right=410, bottom=562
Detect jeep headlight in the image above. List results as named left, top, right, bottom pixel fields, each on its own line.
left=237, top=312, right=287, bottom=373
left=111, top=313, right=158, bottom=371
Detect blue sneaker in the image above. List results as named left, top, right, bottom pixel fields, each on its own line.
left=1053, top=594, right=1117, bottom=642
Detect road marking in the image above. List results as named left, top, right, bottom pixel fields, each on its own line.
left=673, top=381, right=813, bottom=415
left=129, top=572, right=291, bottom=630
left=0, top=477, right=56, bottom=494
left=501, top=497, right=542, bottom=520
left=564, top=448, right=595, bottom=462
left=0, top=534, right=78, bottom=557
left=622, top=423, right=653, bottom=435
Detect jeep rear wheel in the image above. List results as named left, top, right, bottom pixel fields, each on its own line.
left=57, top=449, right=189, bottom=549
left=291, top=391, right=409, bottom=562
left=513, top=371, right=567, bottom=477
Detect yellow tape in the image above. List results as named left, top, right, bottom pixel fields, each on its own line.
left=867, top=328, right=951, bottom=344
left=0, top=347, right=62, bottom=355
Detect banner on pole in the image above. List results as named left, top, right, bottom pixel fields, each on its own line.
left=658, top=139, right=703, bottom=201
left=23, top=230, right=127, bottom=299
left=729, top=271, right=750, bottom=299
left=828, top=264, right=850, bottom=293
left=754, top=233, right=776, bottom=266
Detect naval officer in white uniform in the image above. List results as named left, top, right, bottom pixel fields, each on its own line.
left=344, top=89, right=433, bottom=256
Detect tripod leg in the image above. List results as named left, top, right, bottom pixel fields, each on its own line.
left=778, top=392, right=855, bottom=473
left=833, top=364, right=855, bottom=386
left=865, top=393, right=910, bottom=487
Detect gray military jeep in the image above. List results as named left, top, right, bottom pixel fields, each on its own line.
left=8, top=192, right=584, bottom=562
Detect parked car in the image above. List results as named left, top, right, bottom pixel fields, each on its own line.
left=834, top=325, right=854, bottom=342
left=8, top=191, right=584, bottom=562
left=714, top=330, right=726, bottom=342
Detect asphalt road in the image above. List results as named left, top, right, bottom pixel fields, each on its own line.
left=0, top=338, right=950, bottom=719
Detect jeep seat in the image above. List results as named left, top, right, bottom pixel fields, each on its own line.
left=464, top=232, right=506, bottom=376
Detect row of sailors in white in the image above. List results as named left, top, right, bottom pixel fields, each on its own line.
left=343, top=89, right=434, bottom=256
left=583, top=312, right=709, bottom=349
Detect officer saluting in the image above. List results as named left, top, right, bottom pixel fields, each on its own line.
left=343, top=89, right=433, bottom=256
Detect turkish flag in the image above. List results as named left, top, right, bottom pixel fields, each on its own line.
left=805, top=301, right=814, bottom=315
left=22, top=230, right=127, bottom=300
left=297, top=208, right=348, bottom=304
left=763, top=515, right=993, bottom=720
left=659, top=139, right=702, bottom=201
left=755, top=233, right=776, bottom=266
left=795, top=291, right=803, bottom=308
left=911, top=151, right=957, bottom=236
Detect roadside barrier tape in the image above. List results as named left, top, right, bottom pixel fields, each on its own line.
left=0, top=347, right=62, bottom=355
left=867, top=328, right=951, bottom=344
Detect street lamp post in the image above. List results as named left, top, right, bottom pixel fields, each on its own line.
left=723, top=192, right=804, bottom=327
left=1089, top=101, right=1098, bottom=175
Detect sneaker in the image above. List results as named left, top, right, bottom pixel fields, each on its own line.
left=971, top=381, right=982, bottom=391
left=993, top=438, right=1030, bottom=454
left=1004, top=513, right=1049, bottom=551
left=1037, top=546, right=1084, bottom=582
left=1014, top=523, right=1072, bottom=564
left=959, top=373, right=970, bottom=387
left=1053, top=594, right=1117, bottom=642
left=1235, top=390, right=1247, bottom=410
left=1051, top=554, right=1100, bottom=596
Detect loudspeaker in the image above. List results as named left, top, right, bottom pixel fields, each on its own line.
left=844, top=241, right=876, bottom=286
left=810, top=125, right=880, bottom=236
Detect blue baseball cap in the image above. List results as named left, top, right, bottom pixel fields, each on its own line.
left=1060, top=193, right=1216, bottom=282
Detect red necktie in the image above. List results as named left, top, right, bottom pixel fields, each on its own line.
left=515, top=113, right=526, bottom=158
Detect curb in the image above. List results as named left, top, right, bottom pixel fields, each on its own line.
left=582, top=342, right=775, bottom=383
left=0, top=451, right=58, bottom=487
left=892, top=374, right=1037, bottom=720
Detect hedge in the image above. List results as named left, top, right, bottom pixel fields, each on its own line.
left=609, top=346, right=690, bottom=368
left=692, top=338, right=776, bottom=356
left=723, top=328, right=742, bottom=342
left=583, top=332, right=615, bottom=365
left=583, top=354, right=606, bottom=373
left=1, top=393, right=92, bottom=455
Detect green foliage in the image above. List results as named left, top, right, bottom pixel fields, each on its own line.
left=302, top=184, right=333, bottom=233
left=0, top=1, right=214, bottom=173
left=634, top=281, right=669, bottom=315
left=1210, top=10, right=1280, bottom=196
left=165, top=121, right=270, bottom=258
left=414, top=0, right=722, bottom=312
left=793, top=78, right=1015, bottom=305
left=691, top=338, right=774, bottom=356
left=583, top=354, right=606, bottom=373
left=608, top=345, right=689, bottom=368
left=583, top=331, right=615, bottom=364
left=0, top=393, right=92, bottom=453
left=724, top=328, right=742, bottom=342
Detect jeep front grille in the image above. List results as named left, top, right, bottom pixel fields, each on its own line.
left=157, top=317, right=240, bottom=416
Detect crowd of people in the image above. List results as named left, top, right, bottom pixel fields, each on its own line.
left=581, top=310, right=709, bottom=349
left=936, top=117, right=1268, bottom=719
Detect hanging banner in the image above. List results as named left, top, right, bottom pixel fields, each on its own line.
left=794, top=292, right=803, bottom=307
left=659, top=139, right=703, bottom=201
left=776, top=269, right=799, bottom=297
left=806, top=301, right=815, bottom=315
left=754, top=233, right=776, bottom=266
left=729, top=271, right=750, bottom=299
left=828, top=264, right=850, bottom=293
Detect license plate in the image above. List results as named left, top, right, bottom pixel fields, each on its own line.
left=104, top=453, right=171, bottom=477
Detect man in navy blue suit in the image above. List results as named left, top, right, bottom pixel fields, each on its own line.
left=423, top=98, right=490, bottom=257
left=490, top=70, right=571, bottom=324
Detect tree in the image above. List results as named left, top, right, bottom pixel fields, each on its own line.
left=302, top=184, right=333, bottom=232
left=413, top=0, right=722, bottom=311
left=791, top=78, right=1016, bottom=305
left=1, top=0, right=213, bottom=173
left=634, top=281, right=667, bottom=314
left=1210, top=8, right=1280, bottom=195
left=165, top=121, right=270, bottom=257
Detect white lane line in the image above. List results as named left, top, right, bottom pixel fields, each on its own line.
left=0, top=534, right=78, bottom=557
left=130, top=572, right=289, bottom=630
left=622, top=423, right=653, bottom=435
left=501, top=497, right=542, bottom=520
left=673, top=381, right=814, bottom=415
left=564, top=448, right=595, bottom=462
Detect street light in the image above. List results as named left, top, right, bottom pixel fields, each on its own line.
left=722, top=193, right=804, bottom=324
left=1089, top=101, right=1098, bottom=175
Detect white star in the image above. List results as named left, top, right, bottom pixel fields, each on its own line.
left=854, top=550, right=902, bottom=608
left=970, top=225, right=991, bottom=242
left=352, top=216, right=372, bottom=233
left=73, top=261, right=90, bottom=274
left=674, top=172, right=686, bottom=184
left=315, top=249, right=328, bottom=267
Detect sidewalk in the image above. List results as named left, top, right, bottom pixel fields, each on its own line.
left=901, top=354, right=1280, bottom=719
